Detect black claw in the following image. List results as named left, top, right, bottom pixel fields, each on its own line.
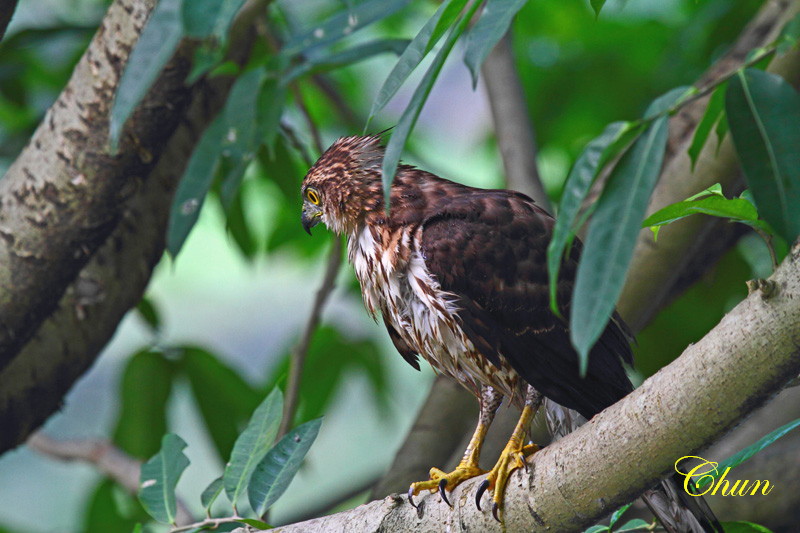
left=492, top=502, right=501, bottom=522
left=408, top=486, right=418, bottom=509
left=475, top=479, right=490, bottom=510
left=438, top=478, right=452, bottom=507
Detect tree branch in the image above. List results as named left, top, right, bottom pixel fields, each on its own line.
left=279, top=237, right=342, bottom=438
left=482, top=32, right=550, bottom=211
left=273, top=241, right=800, bottom=531
left=0, top=0, right=194, bottom=367
left=0, top=0, right=266, bottom=453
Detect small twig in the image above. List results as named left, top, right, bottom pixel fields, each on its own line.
left=290, top=83, right=325, bottom=155
left=170, top=516, right=251, bottom=533
left=278, top=237, right=343, bottom=438
left=753, top=227, right=780, bottom=271
left=279, top=120, right=314, bottom=167
left=311, top=74, right=360, bottom=128
left=27, top=431, right=193, bottom=525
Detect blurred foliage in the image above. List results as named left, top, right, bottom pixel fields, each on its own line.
left=0, top=0, right=796, bottom=531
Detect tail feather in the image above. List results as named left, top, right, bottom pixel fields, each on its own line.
left=640, top=474, right=722, bottom=533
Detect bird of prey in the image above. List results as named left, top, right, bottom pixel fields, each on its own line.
left=300, top=134, right=719, bottom=531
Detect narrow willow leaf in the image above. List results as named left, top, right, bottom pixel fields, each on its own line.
left=381, top=1, right=482, bottom=200
left=615, top=519, right=651, bottom=532
left=282, top=0, right=409, bottom=57
left=135, top=297, right=161, bottom=333
left=569, top=87, right=688, bottom=372
left=223, top=388, right=283, bottom=508
left=168, top=67, right=270, bottom=257
left=284, top=38, right=409, bottom=83
left=131, top=524, right=142, bottom=533
left=571, top=115, right=669, bottom=374
left=777, top=12, right=800, bottom=55
left=609, top=502, right=633, bottom=526
left=367, top=0, right=467, bottom=126
left=696, top=417, right=800, bottom=489
left=590, top=0, right=606, bottom=18
left=138, top=434, right=190, bottom=525
left=688, top=84, right=726, bottom=170
left=238, top=518, right=273, bottom=529
left=718, top=522, right=774, bottom=533
left=582, top=526, right=609, bottom=533
left=726, top=68, right=800, bottom=243
left=463, top=0, right=528, bottom=88
left=200, top=476, right=224, bottom=512
left=182, top=0, right=247, bottom=40
left=109, top=0, right=183, bottom=150
left=547, top=121, right=640, bottom=314
left=248, top=418, right=323, bottom=517
left=167, top=113, right=227, bottom=257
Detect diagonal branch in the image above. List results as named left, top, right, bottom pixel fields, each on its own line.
left=482, top=32, right=550, bottom=211
left=272, top=240, right=800, bottom=532
left=0, top=0, right=18, bottom=41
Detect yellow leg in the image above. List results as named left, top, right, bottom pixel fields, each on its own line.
left=476, top=386, right=543, bottom=521
left=408, top=386, right=502, bottom=507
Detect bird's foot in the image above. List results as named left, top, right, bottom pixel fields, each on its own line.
left=475, top=442, right=539, bottom=521
left=408, top=462, right=487, bottom=508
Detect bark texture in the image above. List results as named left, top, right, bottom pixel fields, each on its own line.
left=274, top=241, right=800, bottom=532
left=0, top=0, right=192, bottom=368
left=0, top=0, right=265, bottom=452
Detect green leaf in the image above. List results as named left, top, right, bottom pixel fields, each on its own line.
left=223, top=388, right=284, bottom=508
left=135, top=296, right=161, bottom=333
left=84, top=480, right=149, bottom=533
left=609, top=502, right=632, bottom=526
left=282, top=0, right=410, bottom=56
left=719, top=522, right=774, bottom=533
left=547, top=121, right=641, bottom=315
left=776, top=12, right=800, bottom=56
left=367, top=0, right=468, bottom=126
left=167, top=112, right=227, bottom=257
left=109, top=0, right=183, bottom=150
left=463, top=0, right=528, bottom=88
left=285, top=39, right=409, bottom=83
left=696, top=417, right=800, bottom=489
left=222, top=189, right=258, bottom=259
left=615, top=519, right=651, bottom=532
left=132, top=524, right=142, bottom=533
left=114, top=350, right=173, bottom=458
left=590, top=0, right=606, bottom=18
left=726, top=68, right=800, bottom=243
left=200, top=476, right=224, bottom=512
left=248, top=418, right=322, bottom=517
left=182, top=0, right=247, bottom=40
left=688, top=84, right=726, bottom=170
left=180, top=347, right=262, bottom=461
left=642, top=195, right=767, bottom=240
left=571, top=96, right=673, bottom=374
left=138, top=434, right=190, bottom=525
left=238, top=518, right=273, bottom=529
left=582, top=526, right=609, bottom=533
left=381, top=0, right=482, bottom=200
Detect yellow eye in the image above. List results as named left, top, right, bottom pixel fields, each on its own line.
left=306, top=188, right=321, bottom=205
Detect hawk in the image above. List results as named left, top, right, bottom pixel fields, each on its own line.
left=300, top=135, right=719, bottom=531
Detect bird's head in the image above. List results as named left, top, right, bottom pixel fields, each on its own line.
left=301, top=134, right=385, bottom=236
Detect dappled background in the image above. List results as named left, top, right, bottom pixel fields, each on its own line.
left=0, top=0, right=776, bottom=530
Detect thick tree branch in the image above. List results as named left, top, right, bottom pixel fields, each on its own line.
left=482, top=32, right=550, bottom=211
left=274, top=241, right=800, bottom=532
left=0, top=0, right=194, bottom=367
left=0, top=0, right=266, bottom=453
left=370, top=0, right=800, bottom=502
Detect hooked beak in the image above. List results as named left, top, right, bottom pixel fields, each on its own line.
left=301, top=204, right=322, bottom=235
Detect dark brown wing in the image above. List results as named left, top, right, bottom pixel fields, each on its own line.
left=420, top=188, right=633, bottom=419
